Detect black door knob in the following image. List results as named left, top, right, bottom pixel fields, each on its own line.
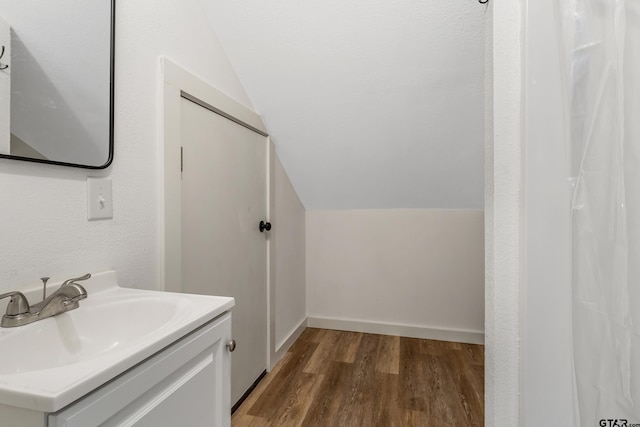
left=259, top=221, right=272, bottom=232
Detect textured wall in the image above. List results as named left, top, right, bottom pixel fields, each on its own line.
left=306, top=209, right=485, bottom=338
left=486, top=1, right=522, bottom=426
left=0, top=0, right=252, bottom=293
left=201, top=0, right=485, bottom=210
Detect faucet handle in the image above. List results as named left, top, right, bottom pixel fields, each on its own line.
left=61, top=273, right=91, bottom=288
left=0, top=291, right=30, bottom=316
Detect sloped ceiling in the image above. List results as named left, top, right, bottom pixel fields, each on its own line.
left=200, top=0, right=485, bottom=209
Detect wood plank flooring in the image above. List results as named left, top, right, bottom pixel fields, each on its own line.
left=232, top=328, right=484, bottom=427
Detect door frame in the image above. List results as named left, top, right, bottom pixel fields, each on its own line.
left=160, top=57, right=275, bottom=368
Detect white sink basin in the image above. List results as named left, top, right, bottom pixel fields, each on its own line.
left=0, top=271, right=234, bottom=412
left=0, top=297, right=178, bottom=375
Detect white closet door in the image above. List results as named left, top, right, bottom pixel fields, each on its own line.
left=180, top=96, right=267, bottom=406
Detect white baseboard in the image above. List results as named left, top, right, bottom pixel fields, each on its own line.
left=271, top=318, right=308, bottom=369
left=268, top=316, right=483, bottom=371
left=306, top=317, right=484, bottom=345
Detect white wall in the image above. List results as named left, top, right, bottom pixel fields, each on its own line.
left=306, top=209, right=484, bottom=343
left=488, top=1, right=576, bottom=425
left=0, top=0, right=253, bottom=294
left=272, top=153, right=306, bottom=349
left=486, top=1, right=522, bottom=426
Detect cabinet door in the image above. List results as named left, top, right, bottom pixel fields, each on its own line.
left=103, top=338, right=229, bottom=427
left=180, top=96, right=268, bottom=406
left=49, top=314, right=231, bottom=427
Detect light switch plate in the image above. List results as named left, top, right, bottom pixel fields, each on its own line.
left=87, top=177, right=113, bottom=220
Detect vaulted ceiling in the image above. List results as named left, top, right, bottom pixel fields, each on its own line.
left=201, top=0, right=485, bottom=210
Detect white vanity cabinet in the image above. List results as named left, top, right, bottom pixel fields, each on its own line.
left=47, top=312, right=232, bottom=427
left=0, top=271, right=234, bottom=427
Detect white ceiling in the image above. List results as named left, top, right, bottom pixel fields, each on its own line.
left=200, top=0, right=485, bottom=210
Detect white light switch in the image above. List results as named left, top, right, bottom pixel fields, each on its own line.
left=87, top=177, right=113, bottom=220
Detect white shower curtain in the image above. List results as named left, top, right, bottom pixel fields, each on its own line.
left=557, top=0, right=640, bottom=423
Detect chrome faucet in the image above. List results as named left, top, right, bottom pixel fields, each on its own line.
left=0, top=274, right=90, bottom=328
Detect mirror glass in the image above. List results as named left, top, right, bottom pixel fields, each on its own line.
left=0, top=0, right=113, bottom=169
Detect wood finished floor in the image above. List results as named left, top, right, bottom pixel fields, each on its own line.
left=232, top=328, right=484, bottom=427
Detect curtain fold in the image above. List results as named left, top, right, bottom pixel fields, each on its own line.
left=558, top=0, right=640, bottom=423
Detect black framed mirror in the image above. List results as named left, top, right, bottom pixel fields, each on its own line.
left=0, top=0, right=114, bottom=169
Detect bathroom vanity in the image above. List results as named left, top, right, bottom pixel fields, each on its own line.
left=0, top=271, right=234, bottom=427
